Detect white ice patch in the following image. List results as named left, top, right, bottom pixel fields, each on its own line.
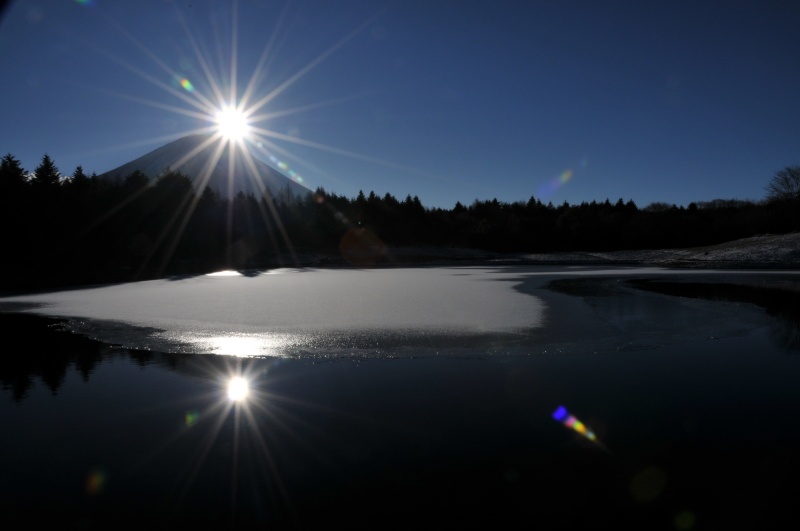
left=2, top=267, right=544, bottom=355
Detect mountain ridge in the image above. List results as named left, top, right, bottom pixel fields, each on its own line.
left=99, top=134, right=310, bottom=198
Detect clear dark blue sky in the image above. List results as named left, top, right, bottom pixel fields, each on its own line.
left=1, top=0, right=798, bottom=208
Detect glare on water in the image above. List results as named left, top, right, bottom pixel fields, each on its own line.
left=227, top=377, right=249, bottom=401
left=191, top=334, right=295, bottom=357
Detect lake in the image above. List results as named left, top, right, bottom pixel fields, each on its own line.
left=2, top=266, right=800, bottom=529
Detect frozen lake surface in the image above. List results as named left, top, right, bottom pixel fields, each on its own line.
left=3, top=265, right=800, bottom=528
left=2, top=266, right=798, bottom=357
left=3, top=267, right=546, bottom=355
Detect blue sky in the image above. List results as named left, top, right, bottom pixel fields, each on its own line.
left=1, top=0, right=798, bottom=208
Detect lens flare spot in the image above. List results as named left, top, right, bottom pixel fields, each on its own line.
left=674, top=511, right=696, bottom=530
left=180, top=78, right=194, bottom=92
left=86, top=468, right=107, bottom=495
left=552, top=405, right=600, bottom=443
left=630, top=467, right=667, bottom=503
left=228, top=377, right=249, bottom=401
left=185, top=410, right=199, bottom=427
left=538, top=168, right=576, bottom=198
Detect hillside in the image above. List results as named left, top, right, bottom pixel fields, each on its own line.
left=99, top=134, right=309, bottom=198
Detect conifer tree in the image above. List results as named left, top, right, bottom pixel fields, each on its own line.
left=123, top=170, right=150, bottom=193
left=383, top=192, right=398, bottom=206
left=0, top=154, right=29, bottom=235
left=200, top=185, right=219, bottom=204
left=70, top=165, right=90, bottom=193
left=31, top=154, right=60, bottom=188
left=0, top=153, right=27, bottom=193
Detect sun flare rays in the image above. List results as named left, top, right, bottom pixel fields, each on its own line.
left=92, top=0, right=405, bottom=191
left=215, top=106, right=250, bottom=141
left=141, top=355, right=345, bottom=523
left=82, top=1, right=420, bottom=274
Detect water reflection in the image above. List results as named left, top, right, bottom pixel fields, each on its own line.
left=177, top=332, right=296, bottom=357
left=0, top=320, right=328, bottom=526
left=205, top=268, right=305, bottom=278
left=771, top=313, right=800, bottom=352
left=5, top=307, right=800, bottom=528
left=206, top=270, right=241, bottom=277
left=227, top=377, right=249, bottom=401
left=0, top=314, right=289, bottom=402
left=0, top=313, right=106, bottom=401
left=628, top=279, right=800, bottom=352
left=544, top=276, right=772, bottom=351
left=6, top=274, right=800, bottom=403
left=545, top=276, right=800, bottom=352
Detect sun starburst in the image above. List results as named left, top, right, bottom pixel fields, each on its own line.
left=215, top=106, right=250, bottom=141
left=86, top=1, right=411, bottom=278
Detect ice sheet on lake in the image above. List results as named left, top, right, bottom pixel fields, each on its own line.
left=5, top=266, right=799, bottom=358
left=1, top=268, right=544, bottom=356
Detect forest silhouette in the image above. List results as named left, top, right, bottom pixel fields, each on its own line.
left=1, top=152, right=799, bottom=291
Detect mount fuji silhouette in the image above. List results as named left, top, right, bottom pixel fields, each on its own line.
left=99, top=134, right=310, bottom=198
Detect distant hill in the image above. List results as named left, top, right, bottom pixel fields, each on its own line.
left=99, top=134, right=310, bottom=198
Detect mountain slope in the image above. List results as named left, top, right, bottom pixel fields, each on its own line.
left=99, top=135, right=309, bottom=198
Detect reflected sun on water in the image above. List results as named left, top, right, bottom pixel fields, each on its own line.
left=181, top=333, right=296, bottom=357
left=227, top=377, right=249, bottom=401
left=212, top=336, right=265, bottom=357
left=206, top=270, right=242, bottom=277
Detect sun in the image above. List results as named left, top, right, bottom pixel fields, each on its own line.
left=227, top=377, right=249, bottom=401
left=215, top=106, right=250, bottom=141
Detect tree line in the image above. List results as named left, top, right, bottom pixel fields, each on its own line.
left=1, top=153, right=799, bottom=290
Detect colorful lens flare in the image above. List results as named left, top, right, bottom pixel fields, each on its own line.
left=552, top=405, right=597, bottom=441
left=86, top=467, right=107, bottom=495
left=185, top=410, right=199, bottom=427
left=262, top=153, right=304, bottom=183
left=538, top=168, right=575, bottom=198
left=180, top=78, right=194, bottom=92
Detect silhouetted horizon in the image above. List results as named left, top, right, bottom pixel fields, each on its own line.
left=1, top=150, right=799, bottom=291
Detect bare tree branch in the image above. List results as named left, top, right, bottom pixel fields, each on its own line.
left=766, top=166, right=800, bottom=202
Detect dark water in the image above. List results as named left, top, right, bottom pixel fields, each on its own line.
left=3, top=279, right=800, bottom=529
left=627, top=278, right=800, bottom=352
